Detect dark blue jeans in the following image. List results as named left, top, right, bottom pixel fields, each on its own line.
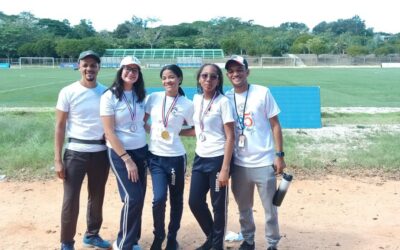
left=108, top=145, right=148, bottom=250
left=148, top=153, right=186, bottom=241
left=189, top=154, right=227, bottom=249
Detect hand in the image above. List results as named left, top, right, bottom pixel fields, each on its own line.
left=218, top=168, right=230, bottom=187
left=55, top=160, right=66, bottom=180
left=273, top=157, right=286, bottom=175
left=125, top=159, right=139, bottom=182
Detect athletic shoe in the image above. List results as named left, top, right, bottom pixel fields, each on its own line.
left=132, top=244, right=142, bottom=250
left=150, top=237, right=164, bottom=250
left=112, top=241, right=120, bottom=250
left=82, top=234, right=111, bottom=249
left=239, top=241, right=255, bottom=250
left=61, top=241, right=75, bottom=250
left=195, top=236, right=212, bottom=250
left=165, top=239, right=179, bottom=250
left=267, top=247, right=278, bottom=250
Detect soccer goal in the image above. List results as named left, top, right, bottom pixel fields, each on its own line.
left=260, top=57, right=297, bottom=67
left=19, top=57, right=55, bottom=69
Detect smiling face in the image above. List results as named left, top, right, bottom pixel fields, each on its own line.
left=121, top=65, right=140, bottom=90
left=226, top=62, right=249, bottom=93
left=161, top=69, right=181, bottom=96
left=198, top=65, right=220, bottom=97
left=78, top=57, right=100, bottom=82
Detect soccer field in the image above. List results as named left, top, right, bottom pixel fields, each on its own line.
left=0, top=67, right=399, bottom=107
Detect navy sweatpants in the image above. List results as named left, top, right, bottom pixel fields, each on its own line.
left=148, top=153, right=186, bottom=241
left=189, top=154, right=228, bottom=249
left=108, top=146, right=148, bottom=250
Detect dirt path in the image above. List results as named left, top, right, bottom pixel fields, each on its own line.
left=0, top=175, right=399, bottom=250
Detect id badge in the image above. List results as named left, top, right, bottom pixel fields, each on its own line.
left=238, top=134, right=246, bottom=148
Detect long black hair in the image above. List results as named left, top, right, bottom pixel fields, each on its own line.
left=160, top=64, right=185, bottom=96
left=196, top=63, right=224, bottom=94
left=109, top=67, right=146, bottom=102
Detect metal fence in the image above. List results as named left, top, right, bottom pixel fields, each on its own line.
left=1, top=54, right=400, bottom=68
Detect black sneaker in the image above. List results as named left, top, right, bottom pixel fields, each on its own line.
left=239, top=241, right=255, bottom=250
left=60, top=241, right=75, bottom=250
left=195, top=236, right=212, bottom=250
left=165, top=239, right=179, bottom=250
left=150, top=237, right=164, bottom=250
left=267, top=247, right=278, bottom=250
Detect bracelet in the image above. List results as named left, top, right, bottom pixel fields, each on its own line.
left=119, top=152, right=128, bottom=158
left=122, top=156, right=131, bottom=162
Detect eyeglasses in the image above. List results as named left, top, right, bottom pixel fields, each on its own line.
left=124, top=67, right=139, bottom=74
left=200, top=73, right=219, bottom=80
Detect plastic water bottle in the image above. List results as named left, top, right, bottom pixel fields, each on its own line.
left=273, top=173, right=293, bottom=206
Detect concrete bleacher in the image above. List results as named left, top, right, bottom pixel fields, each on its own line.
left=103, top=49, right=224, bottom=59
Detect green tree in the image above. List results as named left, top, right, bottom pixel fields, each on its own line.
left=0, top=17, right=41, bottom=58
left=307, top=37, right=329, bottom=55
left=55, top=39, right=82, bottom=58
left=290, top=34, right=313, bottom=54
left=37, top=18, right=72, bottom=37
left=346, top=45, right=369, bottom=56
left=70, top=19, right=96, bottom=38
left=279, top=22, right=309, bottom=32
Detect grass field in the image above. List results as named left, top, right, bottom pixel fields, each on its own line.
left=1, top=67, right=400, bottom=107
left=1, top=67, right=399, bottom=179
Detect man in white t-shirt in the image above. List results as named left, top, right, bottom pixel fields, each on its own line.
left=54, top=50, right=111, bottom=250
left=225, top=55, right=287, bottom=250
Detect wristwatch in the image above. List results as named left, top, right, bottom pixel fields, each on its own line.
left=275, top=151, right=285, bottom=157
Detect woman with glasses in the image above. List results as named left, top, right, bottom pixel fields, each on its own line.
left=100, top=56, right=148, bottom=250
left=144, top=64, right=194, bottom=250
left=188, top=63, right=235, bottom=250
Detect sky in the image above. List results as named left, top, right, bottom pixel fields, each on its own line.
left=1, top=0, right=399, bottom=34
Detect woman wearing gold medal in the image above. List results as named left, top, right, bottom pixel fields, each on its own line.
left=188, top=64, right=235, bottom=250
left=100, top=56, right=148, bottom=250
left=144, top=64, right=194, bottom=250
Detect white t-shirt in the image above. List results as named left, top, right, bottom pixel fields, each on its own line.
left=145, top=91, right=194, bottom=157
left=226, top=84, right=280, bottom=167
left=193, top=93, right=235, bottom=157
left=100, top=89, right=146, bottom=150
left=56, top=81, right=107, bottom=152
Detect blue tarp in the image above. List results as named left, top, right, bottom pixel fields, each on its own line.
left=147, top=86, right=321, bottom=129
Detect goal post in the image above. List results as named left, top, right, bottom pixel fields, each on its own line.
left=19, top=57, right=55, bottom=69
left=260, top=57, right=297, bottom=67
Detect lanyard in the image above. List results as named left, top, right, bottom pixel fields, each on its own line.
left=199, top=91, right=218, bottom=131
left=162, top=94, right=179, bottom=129
left=233, top=84, right=250, bottom=135
left=122, top=92, right=136, bottom=122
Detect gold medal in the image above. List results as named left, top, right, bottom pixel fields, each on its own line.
left=161, top=130, right=170, bottom=140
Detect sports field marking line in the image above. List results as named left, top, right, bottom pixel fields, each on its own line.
left=0, top=73, right=116, bottom=94
left=0, top=81, right=67, bottom=94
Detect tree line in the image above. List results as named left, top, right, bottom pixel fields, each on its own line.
left=1, top=11, right=399, bottom=59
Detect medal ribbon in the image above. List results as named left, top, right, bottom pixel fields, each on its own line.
left=122, top=92, right=136, bottom=122
left=199, top=91, right=218, bottom=132
left=233, top=84, right=250, bottom=135
left=162, top=94, right=179, bottom=129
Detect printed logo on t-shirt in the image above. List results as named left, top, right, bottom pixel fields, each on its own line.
left=237, top=112, right=254, bottom=131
